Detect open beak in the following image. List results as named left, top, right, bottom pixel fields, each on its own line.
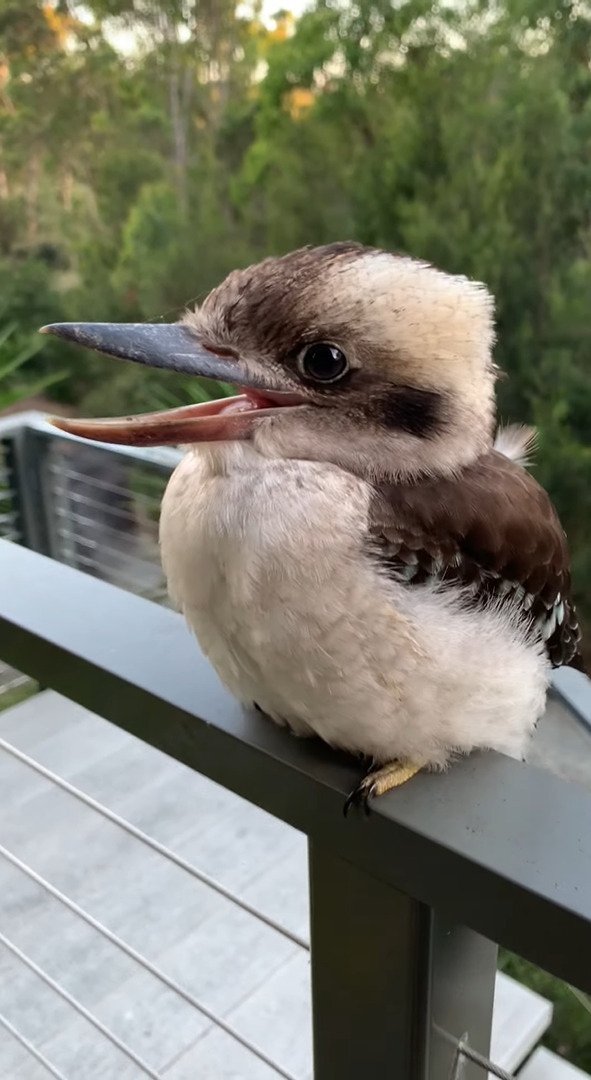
left=40, top=321, right=306, bottom=446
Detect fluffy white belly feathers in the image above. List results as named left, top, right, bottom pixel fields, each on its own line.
left=160, top=444, right=548, bottom=771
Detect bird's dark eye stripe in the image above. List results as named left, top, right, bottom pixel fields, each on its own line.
left=380, top=386, right=444, bottom=438
left=298, top=343, right=348, bottom=383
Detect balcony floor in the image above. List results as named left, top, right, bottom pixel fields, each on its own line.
left=0, top=691, right=311, bottom=1080
left=0, top=689, right=588, bottom=1079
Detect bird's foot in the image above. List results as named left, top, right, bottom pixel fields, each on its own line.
left=344, top=760, right=423, bottom=817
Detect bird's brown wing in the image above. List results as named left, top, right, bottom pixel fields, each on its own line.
left=370, top=450, right=585, bottom=671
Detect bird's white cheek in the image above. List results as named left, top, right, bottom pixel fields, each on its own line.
left=252, top=406, right=493, bottom=482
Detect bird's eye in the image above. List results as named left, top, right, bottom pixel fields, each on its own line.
left=299, top=343, right=348, bottom=383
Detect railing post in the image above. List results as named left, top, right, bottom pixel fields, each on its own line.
left=3, top=427, right=54, bottom=556
left=308, top=841, right=497, bottom=1079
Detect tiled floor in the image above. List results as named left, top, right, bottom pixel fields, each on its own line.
left=0, top=691, right=310, bottom=1080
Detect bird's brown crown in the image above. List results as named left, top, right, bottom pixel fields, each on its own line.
left=183, top=243, right=498, bottom=479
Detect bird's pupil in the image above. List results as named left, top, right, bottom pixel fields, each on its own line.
left=302, top=343, right=347, bottom=382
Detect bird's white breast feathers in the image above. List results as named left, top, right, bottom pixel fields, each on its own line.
left=160, top=444, right=549, bottom=767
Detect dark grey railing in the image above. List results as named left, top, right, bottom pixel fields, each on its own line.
left=0, top=411, right=179, bottom=600
left=1, top=412, right=591, bottom=1079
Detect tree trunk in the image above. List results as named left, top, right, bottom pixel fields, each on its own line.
left=169, top=61, right=189, bottom=215
left=25, top=150, right=41, bottom=246
left=0, top=140, right=9, bottom=199
left=167, top=12, right=193, bottom=220
left=60, top=167, right=74, bottom=212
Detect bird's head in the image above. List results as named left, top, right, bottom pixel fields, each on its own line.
left=43, top=242, right=497, bottom=481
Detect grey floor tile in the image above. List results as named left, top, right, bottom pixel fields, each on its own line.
left=0, top=693, right=308, bottom=1080
left=240, top=840, right=310, bottom=944
left=0, top=782, right=107, bottom=860
left=49, top=965, right=212, bottom=1073
left=0, top=692, right=134, bottom=777
left=0, top=696, right=186, bottom=825
left=174, top=800, right=302, bottom=894
left=153, top=900, right=300, bottom=1017
left=0, top=797, right=221, bottom=957
left=0, top=752, right=50, bottom=812
left=116, top=765, right=241, bottom=852
left=0, top=789, right=151, bottom=920
left=64, top=735, right=191, bottom=810
left=164, top=1026, right=282, bottom=1080
left=79, top=854, right=224, bottom=960
left=0, top=865, right=139, bottom=1008
left=0, top=944, right=81, bottom=1071
left=17, top=709, right=133, bottom=778
left=0, top=855, right=58, bottom=928
left=33, top=1015, right=154, bottom=1080
left=227, top=951, right=312, bottom=1080
left=0, top=1028, right=61, bottom=1080
left=0, top=692, right=80, bottom=751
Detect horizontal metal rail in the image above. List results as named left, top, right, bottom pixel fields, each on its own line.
left=48, top=463, right=164, bottom=504
left=1, top=539, right=591, bottom=998
left=53, top=496, right=148, bottom=528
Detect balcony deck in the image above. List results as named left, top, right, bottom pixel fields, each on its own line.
left=0, top=690, right=310, bottom=1079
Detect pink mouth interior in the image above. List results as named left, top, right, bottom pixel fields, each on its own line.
left=219, top=388, right=308, bottom=415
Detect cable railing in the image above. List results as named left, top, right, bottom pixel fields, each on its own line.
left=1, top=412, right=591, bottom=1079
left=0, top=443, right=20, bottom=545
left=0, top=843, right=300, bottom=1080
left=0, top=734, right=308, bottom=951
left=0, top=413, right=179, bottom=699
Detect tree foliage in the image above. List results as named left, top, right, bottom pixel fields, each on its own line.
left=0, top=0, right=590, bottom=654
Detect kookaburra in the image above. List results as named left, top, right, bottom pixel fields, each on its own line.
left=42, top=243, right=585, bottom=810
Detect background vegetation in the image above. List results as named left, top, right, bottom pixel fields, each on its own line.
left=1, top=0, right=591, bottom=1067
left=499, top=951, right=591, bottom=1071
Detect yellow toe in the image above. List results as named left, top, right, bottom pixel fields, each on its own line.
left=370, top=760, right=423, bottom=795
left=344, top=759, right=423, bottom=815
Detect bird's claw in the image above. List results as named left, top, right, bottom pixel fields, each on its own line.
left=343, top=776, right=378, bottom=817
left=343, top=759, right=423, bottom=817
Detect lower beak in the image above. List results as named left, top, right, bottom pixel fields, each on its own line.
left=49, top=394, right=301, bottom=447
left=40, top=321, right=306, bottom=446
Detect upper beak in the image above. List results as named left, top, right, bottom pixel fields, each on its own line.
left=40, top=321, right=306, bottom=446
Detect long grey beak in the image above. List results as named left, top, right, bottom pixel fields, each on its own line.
left=40, top=321, right=241, bottom=382
left=40, top=319, right=308, bottom=448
